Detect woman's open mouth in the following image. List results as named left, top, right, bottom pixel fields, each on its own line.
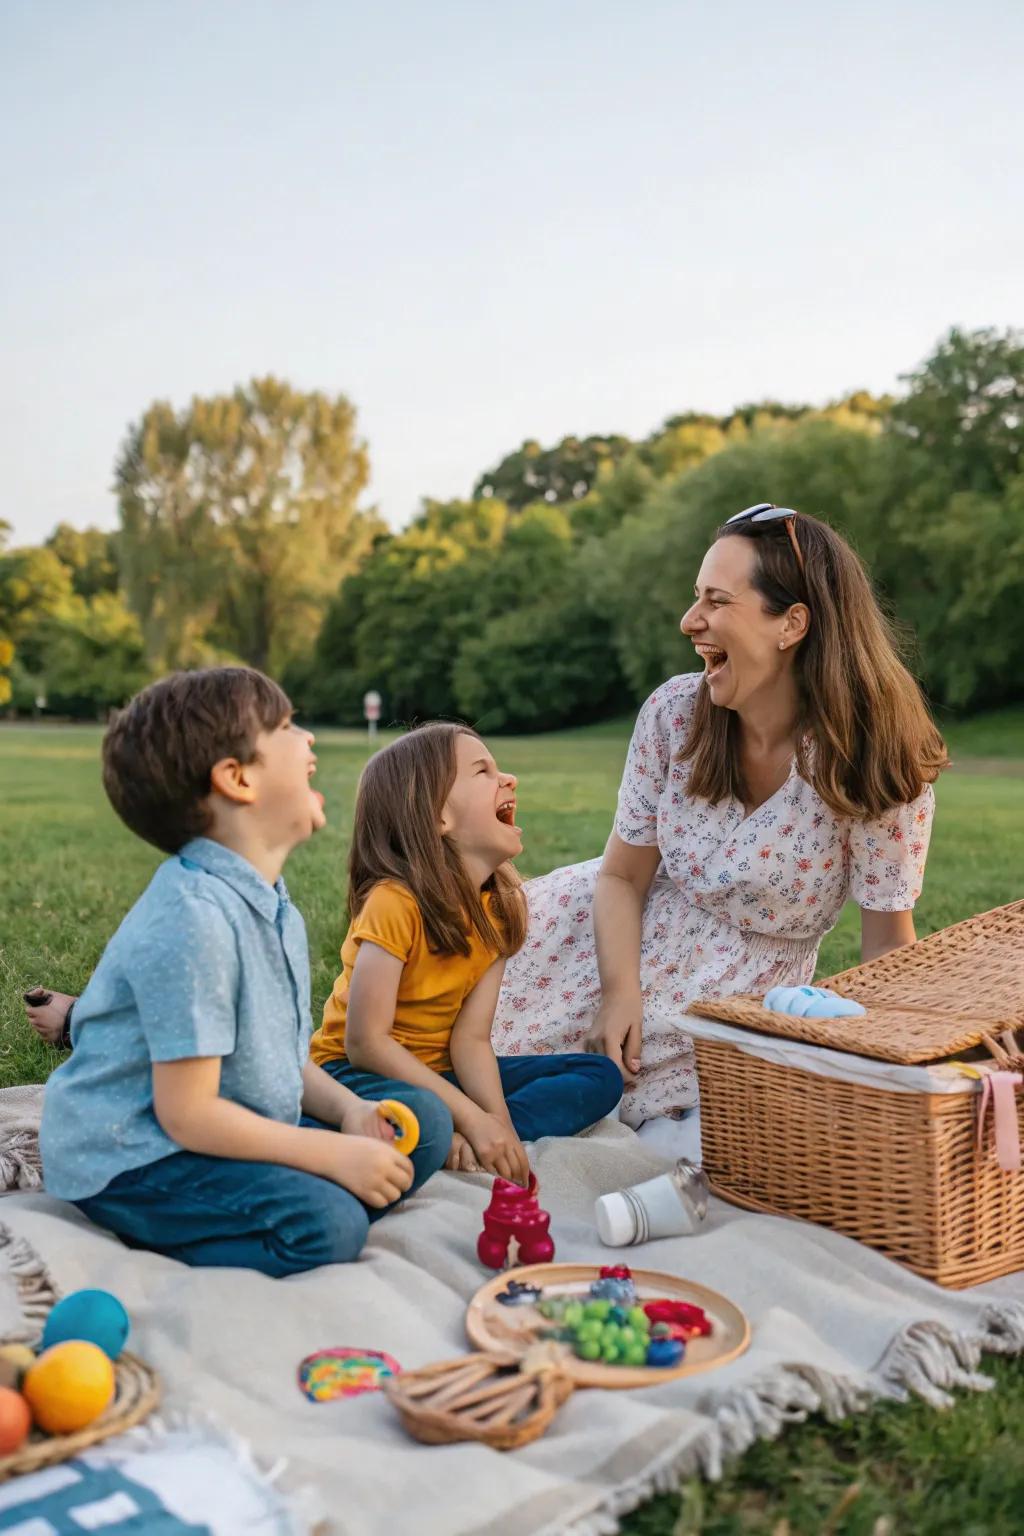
left=694, top=643, right=728, bottom=679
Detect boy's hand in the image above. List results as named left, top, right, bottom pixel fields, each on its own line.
left=460, top=1109, right=531, bottom=1186
left=321, top=1135, right=413, bottom=1209
left=445, top=1131, right=480, bottom=1173
left=339, top=1100, right=396, bottom=1144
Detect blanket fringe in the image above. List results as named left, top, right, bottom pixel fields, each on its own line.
left=0, top=1221, right=59, bottom=1339
left=556, top=1299, right=1024, bottom=1536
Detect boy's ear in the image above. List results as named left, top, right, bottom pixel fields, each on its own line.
left=209, top=757, right=258, bottom=805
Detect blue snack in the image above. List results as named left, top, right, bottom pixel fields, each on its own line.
left=646, top=1337, right=685, bottom=1368
left=496, top=1280, right=543, bottom=1307
left=589, top=1276, right=637, bottom=1304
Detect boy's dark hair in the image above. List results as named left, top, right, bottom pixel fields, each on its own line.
left=102, top=667, right=292, bottom=854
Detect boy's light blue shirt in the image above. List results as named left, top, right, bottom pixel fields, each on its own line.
left=40, top=837, right=313, bottom=1201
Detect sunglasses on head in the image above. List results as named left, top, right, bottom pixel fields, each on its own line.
left=725, top=503, right=805, bottom=578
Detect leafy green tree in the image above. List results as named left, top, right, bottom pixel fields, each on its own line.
left=116, top=378, right=380, bottom=673
left=473, top=434, right=633, bottom=508
left=890, top=327, right=1024, bottom=495
left=45, top=524, right=119, bottom=599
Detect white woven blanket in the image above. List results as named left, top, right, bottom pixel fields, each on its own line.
left=3, top=1103, right=1024, bottom=1536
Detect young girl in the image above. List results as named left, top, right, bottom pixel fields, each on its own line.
left=309, top=723, right=623, bottom=1183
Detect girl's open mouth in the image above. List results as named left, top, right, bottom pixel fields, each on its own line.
left=694, top=643, right=728, bottom=679
left=496, top=798, right=519, bottom=831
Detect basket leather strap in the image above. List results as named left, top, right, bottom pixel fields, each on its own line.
left=977, top=1070, right=1023, bottom=1172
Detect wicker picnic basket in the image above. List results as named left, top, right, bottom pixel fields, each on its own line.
left=0, top=1225, right=160, bottom=1482
left=690, top=898, right=1024, bottom=1289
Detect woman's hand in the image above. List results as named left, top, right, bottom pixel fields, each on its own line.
left=584, top=997, right=643, bottom=1081
left=460, top=1108, right=531, bottom=1186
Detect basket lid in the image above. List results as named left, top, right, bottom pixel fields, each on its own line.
left=691, top=897, right=1024, bottom=1065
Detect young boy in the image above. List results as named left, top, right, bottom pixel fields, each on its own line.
left=38, top=667, right=452, bottom=1277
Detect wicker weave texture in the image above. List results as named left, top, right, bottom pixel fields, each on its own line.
left=694, top=1036, right=1024, bottom=1288
left=691, top=897, right=1024, bottom=1064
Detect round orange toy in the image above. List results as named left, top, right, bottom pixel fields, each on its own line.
left=22, top=1341, right=115, bottom=1435
left=0, top=1387, right=31, bottom=1454
left=377, top=1100, right=420, bottom=1155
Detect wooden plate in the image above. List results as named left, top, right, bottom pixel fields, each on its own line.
left=466, top=1262, right=750, bottom=1389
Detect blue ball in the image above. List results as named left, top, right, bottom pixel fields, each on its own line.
left=41, top=1289, right=130, bottom=1361
left=646, top=1337, right=685, bottom=1369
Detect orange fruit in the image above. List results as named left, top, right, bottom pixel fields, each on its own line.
left=0, top=1387, right=31, bottom=1453
left=22, top=1341, right=115, bottom=1435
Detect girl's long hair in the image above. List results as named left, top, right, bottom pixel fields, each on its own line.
left=348, top=722, right=527, bottom=958
left=680, top=511, right=948, bottom=817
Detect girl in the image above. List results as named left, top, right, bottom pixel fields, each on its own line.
left=309, top=724, right=623, bottom=1182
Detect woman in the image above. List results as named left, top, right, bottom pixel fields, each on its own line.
left=491, top=504, right=947, bottom=1133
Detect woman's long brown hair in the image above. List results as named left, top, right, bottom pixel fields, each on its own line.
left=680, top=512, right=948, bottom=818
left=348, top=722, right=527, bottom=958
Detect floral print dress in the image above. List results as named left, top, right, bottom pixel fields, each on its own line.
left=492, top=672, right=935, bottom=1126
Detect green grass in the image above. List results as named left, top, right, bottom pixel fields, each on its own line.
left=1, top=707, right=1022, bottom=1534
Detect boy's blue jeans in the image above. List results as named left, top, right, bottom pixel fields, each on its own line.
left=324, top=1051, right=623, bottom=1143
left=73, top=1086, right=452, bottom=1280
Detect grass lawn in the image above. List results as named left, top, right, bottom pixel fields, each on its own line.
left=1, top=704, right=1022, bottom=1533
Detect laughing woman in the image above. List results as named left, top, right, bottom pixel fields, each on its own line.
left=491, top=505, right=947, bottom=1136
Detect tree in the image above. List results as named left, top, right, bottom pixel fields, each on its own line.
left=473, top=434, right=633, bottom=508
left=890, top=327, right=1024, bottom=495
left=116, top=378, right=381, bottom=673
left=45, top=524, right=119, bottom=599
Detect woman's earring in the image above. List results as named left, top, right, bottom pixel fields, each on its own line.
left=778, top=641, right=785, bottom=651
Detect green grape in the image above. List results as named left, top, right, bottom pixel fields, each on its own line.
left=576, top=1338, right=602, bottom=1361
left=563, top=1302, right=584, bottom=1328
left=623, top=1343, right=649, bottom=1367
left=628, top=1307, right=650, bottom=1332
left=601, top=1342, right=621, bottom=1363
left=583, top=1299, right=611, bottom=1320
left=618, top=1326, right=637, bottom=1347
left=537, top=1300, right=556, bottom=1319
left=600, top=1324, right=622, bottom=1348
left=576, top=1319, right=603, bottom=1342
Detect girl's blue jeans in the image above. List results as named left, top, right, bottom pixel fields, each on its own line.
left=324, top=1051, right=623, bottom=1143
left=73, top=1086, right=452, bottom=1279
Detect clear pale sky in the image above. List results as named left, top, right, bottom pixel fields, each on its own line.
left=2, top=0, right=1020, bottom=547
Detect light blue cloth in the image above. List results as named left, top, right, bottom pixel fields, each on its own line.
left=40, top=838, right=312, bottom=1201
left=763, top=984, right=866, bottom=1019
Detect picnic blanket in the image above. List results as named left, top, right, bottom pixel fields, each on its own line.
left=3, top=1092, right=1024, bottom=1536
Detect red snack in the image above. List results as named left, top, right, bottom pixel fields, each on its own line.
left=477, top=1174, right=555, bottom=1270
left=599, top=1265, right=632, bottom=1281
left=643, top=1299, right=712, bottom=1338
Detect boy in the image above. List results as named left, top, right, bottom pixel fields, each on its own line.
left=39, top=667, right=452, bottom=1277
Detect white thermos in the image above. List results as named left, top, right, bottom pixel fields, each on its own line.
left=595, top=1159, right=709, bottom=1247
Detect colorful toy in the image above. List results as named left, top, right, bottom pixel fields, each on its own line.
left=42, top=1289, right=130, bottom=1361
left=643, top=1299, right=712, bottom=1339
left=22, top=1341, right=116, bottom=1434
left=377, top=1100, right=420, bottom=1155
left=297, top=1347, right=402, bottom=1403
left=646, top=1337, right=685, bottom=1369
left=477, top=1174, right=554, bottom=1269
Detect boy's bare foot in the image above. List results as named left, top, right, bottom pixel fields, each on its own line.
left=445, top=1131, right=480, bottom=1174
left=23, top=989, right=76, bottom=1047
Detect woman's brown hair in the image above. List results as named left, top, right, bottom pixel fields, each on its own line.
left=680, top=511, right=948, bottom=818
left=348, top=722, right=527, bottom=958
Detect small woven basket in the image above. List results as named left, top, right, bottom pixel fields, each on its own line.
left=0, top=1226, right=160, bottom=1482
left=384, top=1350, right=574, bottom=1451
left=690, top=898, right=1024, bottom=1288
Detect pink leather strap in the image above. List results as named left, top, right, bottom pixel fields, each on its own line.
left=977, top=1070, right=1023, bottom=1172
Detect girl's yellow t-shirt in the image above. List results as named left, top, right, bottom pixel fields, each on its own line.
left=309, top=881, right=500, bottom=1074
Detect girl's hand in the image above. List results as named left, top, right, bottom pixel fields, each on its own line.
left=445, top=1131, right=480, bottom=1173
left=584, top=998, right=643, bottom=1081
left=461, top=1109, right=531, bottom=1186
left=323, top=1134, right=413, bottom=1208
left=339, top=1099, right=395, bottom=1143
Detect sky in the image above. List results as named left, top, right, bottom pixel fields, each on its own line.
left=2, top=0, right=1021, bottom=547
